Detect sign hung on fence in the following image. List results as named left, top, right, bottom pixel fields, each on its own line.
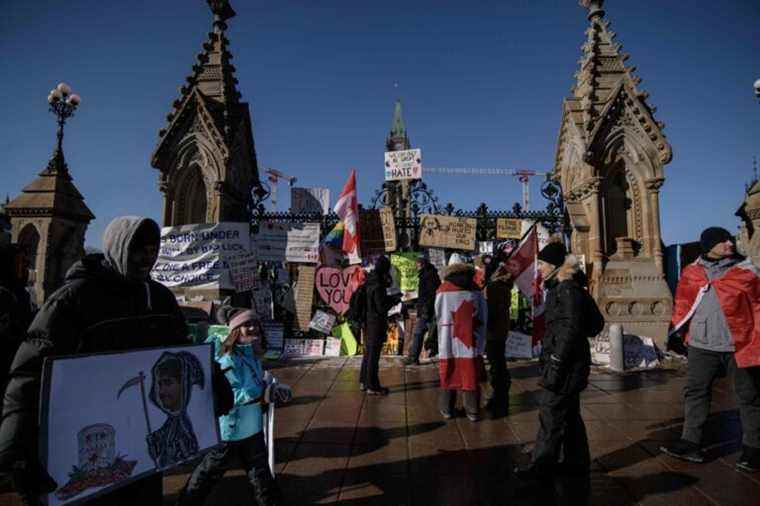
left=228, top=252, right=258, bottom=293
left=152, top=222, right=251, bottom=290
left=359, top=207, right=397, bottom=256
left=309, top=310, right=337, bottom=335
left=254, top=222, right=320, bottom=264
left=384, top=148, right=422, bottom=181
left=40, top=345, right=219, bottom=505
left=418, top=214, right=477, bottom=251
left=262, top=321, right=284, bottom=351
left=315, top=265, right=363, bottom=315
left=496, top=218, right=522, bottom=240
left=290, top=187, right=330, bottom=215
left=252, top=285, right=273, bottom=320
left=295, top=265, right=316, bottom=331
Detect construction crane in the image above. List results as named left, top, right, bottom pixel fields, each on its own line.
left=264, top=168, right=297, bottom=211
left=422, top=167, right=551, bottom=210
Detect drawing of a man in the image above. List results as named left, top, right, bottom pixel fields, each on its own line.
left=146, top=351, right=205, bottom=468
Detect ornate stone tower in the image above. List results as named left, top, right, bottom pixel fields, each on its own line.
left=151, top=0, right=259, bottom=226
left=384, top=100, right=413, bottom=245
left=553, top=0, right=673, bottom=345
left=5, top=144, right=94, bottom=305
left=736, top=162, right=760, bottom=264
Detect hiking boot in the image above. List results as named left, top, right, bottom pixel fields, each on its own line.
left=736, top=445, right=760, bottom=473
left=401, top=356, right=420, bottom=366
left=659, top=439, right=705, bottom=463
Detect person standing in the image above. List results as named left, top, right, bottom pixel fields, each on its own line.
left=515, top=242, right=599, bottom=504
left=0, top=243, right=33, bottom=393
left=360, top=256, right=401, bottom=395
left=660, top=227, right=760, bottom=472
left=436, top=256, right=487, bottom=422
left=484, top=262, right=513, bottom=416
left=403, top=254, right=441, bottom=366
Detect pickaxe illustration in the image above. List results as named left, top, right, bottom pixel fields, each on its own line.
left=117, top=371, right=158, bottom=468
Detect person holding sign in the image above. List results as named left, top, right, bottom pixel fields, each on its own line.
left=177, top=306, right=292, bottom=506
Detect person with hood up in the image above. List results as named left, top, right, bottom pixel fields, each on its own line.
left=483, top=261, right=513, bottom=416
left=0, top=243, right=33, bottom=394
left=436, top=254, right=487, bottom=422
left=403, top=253, right=441, bottom=366
left=515, top=242, right=598, bottom=503
left=0, top=216, right=230, bottom=505
left=660, top=227, right=760, bottom=472
left=360, top=256, right=401, bottom=395
left=177, top=307, right=291, bottom=506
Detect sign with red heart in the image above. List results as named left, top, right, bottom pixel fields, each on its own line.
left=315, top=265, right=364, bottom=315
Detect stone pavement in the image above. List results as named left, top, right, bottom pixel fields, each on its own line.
left=2, top=357, right=760, bottom=505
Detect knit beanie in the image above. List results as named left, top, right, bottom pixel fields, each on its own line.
left=699, top=227, right=733, bottom=254
left=216, top=305, right=256, bottom=332
left=537, top=242, right=567, bottom=268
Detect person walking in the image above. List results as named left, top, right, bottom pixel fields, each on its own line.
left=515, top=242, right=601, bottom=504
left=360, top=256, right=401, bottom=395
left=436, top=255, right=487, bottom=422
left=484, top=262, right=513, bottom=417
left=660, top=227, right=760, bottom=472
left=403, top=254, right=441, bottom=366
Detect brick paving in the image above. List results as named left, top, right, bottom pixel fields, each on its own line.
left=3, top=357, right=760, bottom=505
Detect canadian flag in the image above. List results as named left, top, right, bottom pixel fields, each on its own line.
left=507, top=224, right=549, bottom=347
left=333, top=169, right=361, bottom=264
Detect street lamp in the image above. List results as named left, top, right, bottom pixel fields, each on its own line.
left=46, top=82, right=80, bottom=165
left=754, top=78, right=760, bottom=101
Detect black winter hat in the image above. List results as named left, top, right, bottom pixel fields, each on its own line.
left=699, top=227, right=733, bottom=254
left=537, top=242, right=567, bottom=268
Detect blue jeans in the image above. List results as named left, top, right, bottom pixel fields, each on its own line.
left=409, top=312, right=435, bottom=361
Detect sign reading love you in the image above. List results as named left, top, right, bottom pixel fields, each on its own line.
left=315, top=265, right=364, bottom=315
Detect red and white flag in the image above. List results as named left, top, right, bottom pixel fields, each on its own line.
left=333, top=169, right=361, bottom=264
left=506, top=224, right=548, bottom=347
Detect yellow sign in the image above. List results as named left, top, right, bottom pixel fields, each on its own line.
left=496, top=218, right=522, bottom=239
left=418, top=214, right=477, bottom=251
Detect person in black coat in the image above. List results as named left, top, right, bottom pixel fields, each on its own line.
left=515, top=242, right=593, bottom=503
left=403, top=254, right=441, bottom=365
left=0, top=217, right=199, bottom=505
left=360, top=256, right=401, bottom=395
left=0, top=243, right=33, bottom=397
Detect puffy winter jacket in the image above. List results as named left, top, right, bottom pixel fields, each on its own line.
left=485, top=270, right=512, bottom=341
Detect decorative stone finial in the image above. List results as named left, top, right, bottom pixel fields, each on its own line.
left=207, top=0, right=236, bottom=32
left=579, top=0, right=605, bottom=20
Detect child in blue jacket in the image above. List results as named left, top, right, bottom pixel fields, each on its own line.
left=176, top=307, right=292, bottom=506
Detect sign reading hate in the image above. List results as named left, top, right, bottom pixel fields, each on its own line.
left=418, top=214, right=477, bottom=251
left=384, top=149, right=422, bottom=181
left=315, top=265, right=363, bottom=315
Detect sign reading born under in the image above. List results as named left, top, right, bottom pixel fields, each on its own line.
left=418, top=214, right=477, bottom=251
left=384, top=148, right=422, bottom=181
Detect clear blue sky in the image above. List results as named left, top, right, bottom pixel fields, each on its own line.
left=2, top=0, right=759, bottom=249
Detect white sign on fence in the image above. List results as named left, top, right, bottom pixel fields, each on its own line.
left=384, top=148, right=422, bottom=181
left=291, top=187, right=330, bottom=215
left=152, top=222, right=251, bottom=290
left=262, top=321, right=284, bottom=351
left=324, top=337, right=341, bottom=357
left=228, top=252, right=258, bottom=293
left=254, top=222, right=320, bottom=263
left=505, top=331, right=533, bottom=359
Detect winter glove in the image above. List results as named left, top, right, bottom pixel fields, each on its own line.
left=539, top=355, right=565, bottom=393
left=8, top=458, right=58, bottom=505
left=264, top=384, right=293, bottom=405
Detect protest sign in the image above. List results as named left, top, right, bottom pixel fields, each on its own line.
left=418, top=214, right=477, bottom=251
left=252, top=285, right=273, bottom=320
left=390, top=252, right=419, bottom=293
left=360, top=207, right=397, bottom=255
left=295, top=266, right=316, bottom=331
left=427, top=248, right=446, bottom=272
left=384, top=148, right=422, bottom=181
left=315, top=265, right=363, bottom=315
left=505, top=331, right=533, bottom=358
left=254, top=222, right=320, bottom=263
left=478, top=241, right=494, bottom=255
left=496, top=218, right=522, bottom=240
left=228, top=252, right=258, bottom=293
left=332, top=323, right=358, bottom=356
left=262, top=321, right=284, bottom=352
left=40, top=345, right=219, bottom=505
left=152, top=222, right=250, bottom=290
left=309, top=310, right=337, bottom=335
left=290, top=187, right=330, bottom=215
left=304, top=339, right=325, bottom=357
left=283, top=339, right=306, bottom=357
left=324, top=337, right=341, bottom=357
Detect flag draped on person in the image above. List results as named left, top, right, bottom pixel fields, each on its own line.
left=333, top=169, right=361, bottom=264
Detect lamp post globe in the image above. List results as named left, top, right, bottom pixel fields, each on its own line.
left=754, top=78, right=760, bottom=100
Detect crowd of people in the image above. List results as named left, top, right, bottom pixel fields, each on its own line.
left=1, top=217, right=760, bottom=505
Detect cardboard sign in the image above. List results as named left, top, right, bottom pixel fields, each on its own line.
left=152, top=222, right=251, bottom=289
left=505, top=331, right=533, bottom=358
left=252, top=285, right=273, bottom=320
left=262, top=321, right=284, bottom=351
left=315, top=265, right=363, bottom=315
left=290, top=187, right=330, bottom=215
left=419, top=214, right=477, bottom=251
left=254, top=222, right=320, bottom=264
left=40, top=345, right=219, bottom=505
left=295, top=266, right=316, bottom=331
left=360, top=207, right=397, bottom=256
left=390, top=252, right=419, bottom=292
left=309, top=310, right=337, bottom=335
left=384, top=148, right=422, bottom=181
left=496, top=218, right=522, bottom=240
left=228, top=252, right=258, bottom=293
left=324, top=337, right=341, bottom=357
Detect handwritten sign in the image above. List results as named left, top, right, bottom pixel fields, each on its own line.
left=252, top=285, right=273, bottom=320
left=324, top=337, right=341, bottom=357
left=295, top=265, right=316, bottom=331
left=505, top=331, right=533, bottom=358
left=309, top=310, right=337, bottom=335
left=254, top=222, right=320, bottom=263
left=315, top=265, right=363, bottom=315
left=428, top=248, right=446, bottom=272
left=384, top=148, right=422, bottom=181
left=228, top=252, right=258, bottom=293
left=304, top=339, right=325, bottom=357
left=262, top=321, right=284, bottom=351
left=360, top=207, right=397, bottom=255
left=283, top=339, right=306, bottom=357
left=418, top=214, right=477, bottom=251
left=496, top=218, right=522, bottom=240
left=390, top=252, right=419, bottom=292
left=291, top=187, right=330, bottom=215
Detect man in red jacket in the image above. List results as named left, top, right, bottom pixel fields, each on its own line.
left=660, top=227, right=760, bottom=472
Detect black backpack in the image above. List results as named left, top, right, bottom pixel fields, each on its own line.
left=581, top=289, right=605, bottom=337
left=346, top=284, right=368, bottom=324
